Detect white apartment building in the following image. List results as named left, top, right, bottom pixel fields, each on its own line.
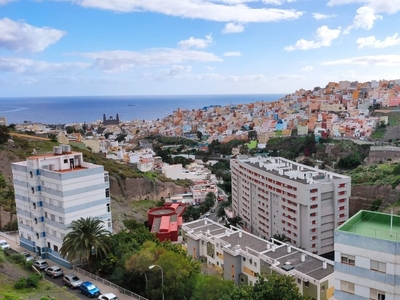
left=334, top=210, right=400, bottom=300
left=12, top=145, right=112, bottom=268
left=182, top=218, right=335, bottom=300
left=230, top=156, right=351, bottom=254
left=190, top=180, right=218, bottom=204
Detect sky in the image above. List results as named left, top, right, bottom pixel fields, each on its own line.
left=0, top=0, right=400, bottom=97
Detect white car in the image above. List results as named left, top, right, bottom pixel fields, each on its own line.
left=21, top=252, right=34, bottom=262
left=98, top=293, right=118, bottom=300
left=0, top=239, right=11, bottom=250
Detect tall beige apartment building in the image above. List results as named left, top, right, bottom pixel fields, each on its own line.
left=230, top=156, right=351, bottom=254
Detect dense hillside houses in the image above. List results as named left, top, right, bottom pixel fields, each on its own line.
left=10, top=80, right=400, bottom=148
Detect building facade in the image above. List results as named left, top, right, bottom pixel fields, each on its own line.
left=182, top=219, right=335, bottom=300
left=334, top=210, right=400, bottom=300
left=230, top=156, right=351, bottom=254
left=12, top=145, right=112, bottom=267
left=148, top=203, right=186, bottom=242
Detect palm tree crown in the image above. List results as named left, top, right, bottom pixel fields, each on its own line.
left=60, top=217, right=112, bottom=269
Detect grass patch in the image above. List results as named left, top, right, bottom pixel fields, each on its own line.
left=131, top=199, right=157, bottom=214
left=370, top=126, right=386, bottom=139
left=388, top=112, right=400, bottom=126
left=346, top=163, right=400, bottom=188
left=0, top=273, right=80, bottom=300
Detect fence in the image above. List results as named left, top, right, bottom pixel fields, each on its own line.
left=73, top=266, right=148, bottom=300
left=0, top=230, right=18, bottom=244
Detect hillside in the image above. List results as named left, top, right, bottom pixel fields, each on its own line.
left=0, top=136, right=189, bottom=231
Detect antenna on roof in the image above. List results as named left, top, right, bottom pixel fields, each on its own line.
left=391, top=208, right=393, bottom=236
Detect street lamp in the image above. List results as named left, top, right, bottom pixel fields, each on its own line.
left=149, top=264, right=164, bottom=300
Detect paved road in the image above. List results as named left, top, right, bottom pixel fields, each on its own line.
left=0, top=233, right=142, bottom=300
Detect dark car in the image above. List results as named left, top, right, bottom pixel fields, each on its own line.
left=44, top=265, right=64, bottom=278
left=33, top=259, right=49, bottom=270
left=79, top=281, right=101, bottom=298
left=63, top=273, right=83, bottom=289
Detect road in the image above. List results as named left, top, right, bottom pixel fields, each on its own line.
left=10, top=132, right=50, bottom=141
left=1, top=233, right=141, bottom=300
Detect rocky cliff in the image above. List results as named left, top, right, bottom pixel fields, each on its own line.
left=110, top=176, right=187, bottom=201
left=350, top=184, right=400, bottom=216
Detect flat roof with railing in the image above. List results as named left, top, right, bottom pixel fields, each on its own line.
left=337, top=210, right=400, bottom=242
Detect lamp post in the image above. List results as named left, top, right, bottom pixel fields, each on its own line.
left=149, top=264, right=164, bottom=300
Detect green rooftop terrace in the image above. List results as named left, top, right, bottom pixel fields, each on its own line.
left=337, top=210, right=400, bottom=242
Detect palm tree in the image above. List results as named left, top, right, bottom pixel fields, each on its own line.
left=60, top=217, right=112, bottom=271
left=271, top=233, right=289, bottom=243
left=226, top=216, right=244, bottom=229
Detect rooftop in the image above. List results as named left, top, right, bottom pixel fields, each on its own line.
left=337, top=210, right=400, bottom=242
left=182, top=218, right=333, bottom=281
left=265, top=245, right=333, bottom=281
left=238, top=156, right=348, bottom=184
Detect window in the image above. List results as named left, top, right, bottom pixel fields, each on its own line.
left=32, top=203, right=36, bottom=209
left=47, top=242, right=51, bottom=248
left=297, top=278, right=301, bottom=284
left=341, top=254, right=355, bottom=266
left=58, top=216, right=64, bottom=224
left=105, top=188, right=110, bottom=198
left=107, top=219, right=111, bottom=228
left=52, top=230, right=56, bottom=236
left=107, top=203, right=110, bottom=212
left=63, top=159, right=68, bottom=163
left=44, top=212, right=48, bottom=218
left=31, top=187, right=35, bottom=194
left=30, top=171, right=33, bottom=178
left=305, top=281, right=309, bottom=287
left=50, top=214, right=55, bottom=221
left=371, top=260, right=386, bottom=273
left=54, top=245, right=59, bottom=252
left=321, top=286, right=326, bottom=292
left=340, top=280, right=355, bottom=294
left=370, top=288, right=386, bottom=300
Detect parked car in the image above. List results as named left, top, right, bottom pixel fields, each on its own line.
left=79, top=281, right=101, bottom=298
left=98, top=293, right=119, bottom=300
left=45, top=265, right=64, bottom=278
left=63, top=273, right=83, bottom=289
left=21, top=252, right=34, bottom=262
left=0, top=239, right=11, bottom=250
left=33, top=259, right=49, bottom=270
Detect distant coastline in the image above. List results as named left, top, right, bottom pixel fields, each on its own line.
left=0, top=94, right=284, bottom=125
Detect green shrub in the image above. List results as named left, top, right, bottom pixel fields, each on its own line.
left=40, top=297, right=50, bottom=300
left=14, top=277, right=27, bottom=289
left=26, top=274, right=41, bottom=288
left=10, top=253, right=26, bottom=265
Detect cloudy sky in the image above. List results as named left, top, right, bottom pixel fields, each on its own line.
left=0, top=0, right=399, bottom=97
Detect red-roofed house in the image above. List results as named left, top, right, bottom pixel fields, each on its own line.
left=147, top=203, right=186, bottom=242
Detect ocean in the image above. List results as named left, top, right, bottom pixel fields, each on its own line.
left=0, top=94, right=285, bottom=125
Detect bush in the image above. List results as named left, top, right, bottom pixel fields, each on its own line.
left=26, top=274, right=41, bottom=288
left=10, top=253, right=26, bottom=265
left=14, top=278, right=27, bottom=289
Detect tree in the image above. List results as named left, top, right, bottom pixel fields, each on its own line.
left=0, top=125, right=10, bottom=144
left=271, top=233, right=289, bottom=243
left=191, top=275, right=235, bottom=300
left=226, top=216, right=244, bottom=229
left=248, top=130, right=257, bottom=141
left=60, top=217, right=112, bottom=271
left=251, top=273, right=307, bottom=300
left=196, top=131, right=203, bottom=140
left=337, top=153, right=362, bottom=169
